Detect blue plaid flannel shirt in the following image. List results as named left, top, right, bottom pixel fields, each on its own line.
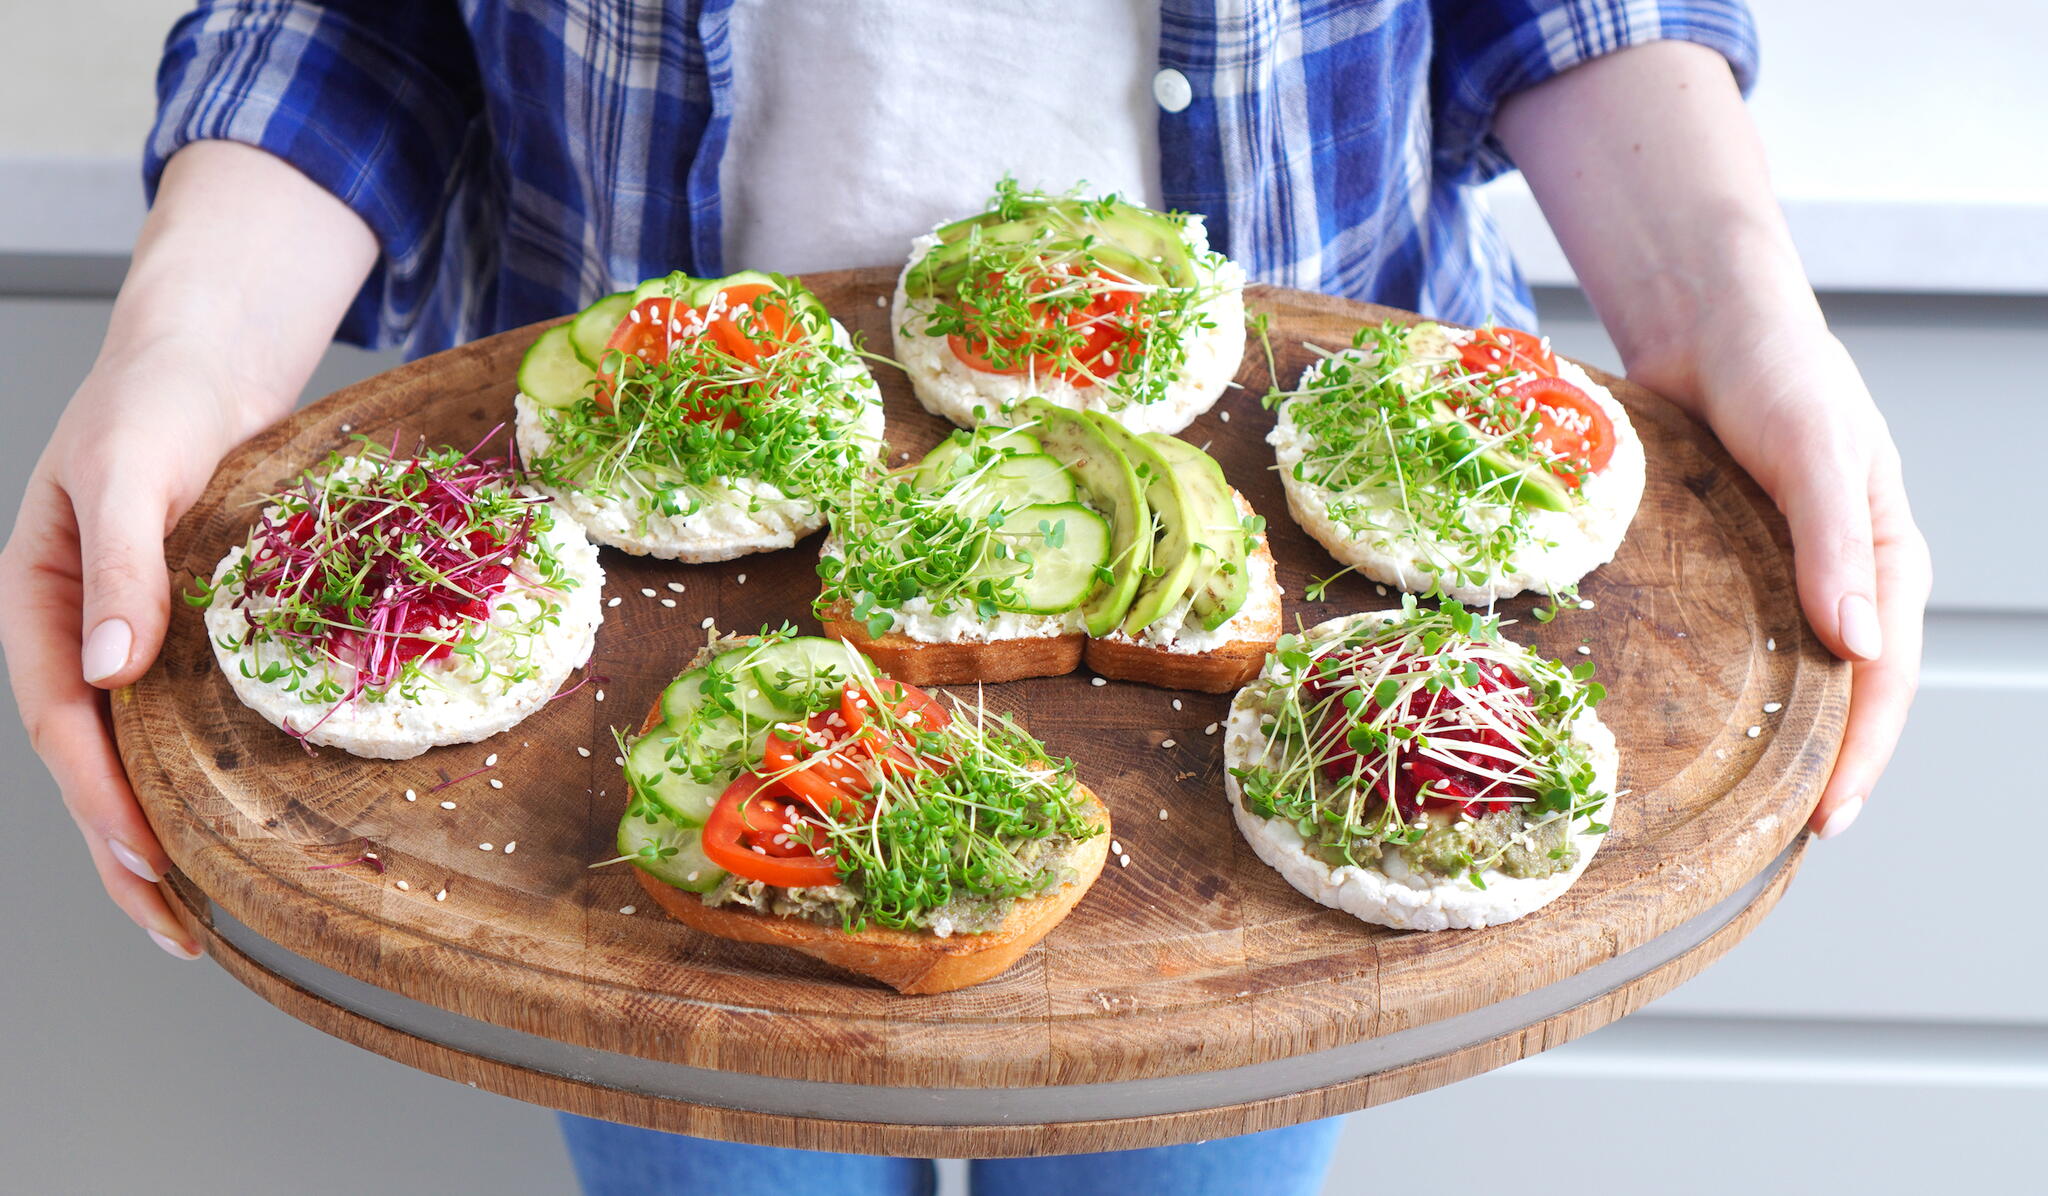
left=147, top=1, right=1756, bottom=357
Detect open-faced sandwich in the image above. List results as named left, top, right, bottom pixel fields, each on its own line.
left=1224, top=600, right=1616, bottom=931
left=815, top=398, right=1280, bottom=693
left=893, top=180, right=1246, bottom=435
left=514, top=269, right=885, bottom=561
left=1269, top=322, right=1646, bottom=602
left=200, top=439, right=603, bottom=758
left=615, top=629, right=1109, bottom=994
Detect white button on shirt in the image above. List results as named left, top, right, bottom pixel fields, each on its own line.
left=720, top=0, right=1167, bottom=275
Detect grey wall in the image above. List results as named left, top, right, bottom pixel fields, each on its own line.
left=2, top=283, right=2042, bottom=1195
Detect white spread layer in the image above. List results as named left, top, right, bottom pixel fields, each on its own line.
left=205, top=486, right=605, bottom=761
left=514, top=318, right=884, bottom=562
left=1223, top=610, right=1617, bottom=931
left=891, top=216, right=1246, bottom=436
left=1271, top=325, right=1646, bottom=603
left=1096, top=492, right=1280, bottom=654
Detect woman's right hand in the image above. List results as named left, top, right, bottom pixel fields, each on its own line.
left=0, top=141, right=378, bottom=957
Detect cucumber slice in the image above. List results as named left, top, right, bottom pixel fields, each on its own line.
left=704, top=654, right=792, bottom=726
left=973, top=501, right=1112, bottom=615
left=660, top=672, right=711, bottom=724
left=1021, top=399, right=1149, bottom=635
left=517, top=323, right=594, bottom=409
left=745, top=635, right=852, bottom=715
left=618, top=806, right=724, bottom=893
left=625, top=730, right=721, bottom=825
left=983, top=453, right=1077, bottom=506
left=630, top=272, right=701, bottom=306
left=914, top=426, right=1046, bottom=489
left=569, top=292, right=635, bottom=367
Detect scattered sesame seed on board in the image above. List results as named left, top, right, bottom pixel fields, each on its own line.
left=737, top=573, right=748, bottom=585
left=1204, top=722, right=1218, bottom=735
left=577, top=746, right=591, bottom=757
left=1111, top=839, right=1124, bottom=855
left=1746, top=725, right=1762, bottom=738
left=1764, top=701, right=1783, bottom=714
left=1575, top=645, right=1592, bottom=655
left=504, top=841, right=517, bottom=854
left=488, top=778, right=504, bottom=789
left=1119, top=853, right=1132, bottom=867
left=1159, top=808, right=1170, bottom=820
left=1766, top=637, right=1777, bottom=652
left=1161, top=738, right=1177, bottom=749
left=479, top=843, right=494, bottom=851
left=701, top=617, right=715, bottom=629
left=434, top=888, right=448, bottom=902
left=607, top=596, right=622, bottom=607
left=1171, top=698, right=1182, bottom=710
left=620, top=905, right=637, bottom=915
left=1090, top=677, right=1107, bottom=687
left=640, top=588, right=656, bottom=598
left=614, top=756, right=625, bottom=767
left=484, top=753, right=498, bottom=767
left=404, top=789, right=417, bottom=802
left=439, top=800, right=457, bottom=810
left=666, top=581, right=685, bottom=593
left=1375, top=584, right=1388, bottom=596
left=1715, top=747, right=1728, bottom=760
left=1220, top=411, right=1231, bottom=422
left=595, top=689, right=606, bottom=702
left=661, top=598, right=677, bottom=608
left=396, top=880, right=409, bottom=891
left=1579, top=599, right=1596, bottom=610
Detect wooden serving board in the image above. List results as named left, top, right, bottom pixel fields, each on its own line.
left=115, top=269, right=1846, bottom=1155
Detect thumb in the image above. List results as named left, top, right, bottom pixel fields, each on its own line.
left=73, top=479, right=175, bottom=690
left=1776, top=445, right=1881, bottom=664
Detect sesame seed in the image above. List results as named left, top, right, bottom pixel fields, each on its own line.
left=339, top=422, right=353, bottom=433
left=1579, top=599, right=1596, bottom=610
left=620, top=905, right=637, bottom=915
left=1376, top=584, right=1388, bottom=596
left=434, top=888, right=448, bottom=902
left=1162, top=738, right=1177, bottom=749
left=641, top=588, right=656, bottom=598
left=504, top=841, right=517, bottom=853
left=1111, top=839, right=1123, bottom=854
left=1205, top=722, right=1218, bottom=735
left=577, top=746, right=591, bottom=757
left=661, top=598, right=676, bottom=608
left=1171, top=698, right=1183, bottom=710
left=667, top=581, right=685, bottom=593
left=396, top=880, right=410, bottom=891
left=701, top=617, right=715, bottom=630
left=1766, top=638, right=1777, bottom=652
left=614, top=755, right=625, bottom=766
left=686, top=871, right=700, bottom=882
left=1119, top=853, right=1132, bottom=867
left=1745, top=725, right=1762, bottom=738
left=1159, top=808, right=1170, bottom=820
left=440, top=800, right=457, bottom=810
left=405, top=789, right=417, bottom=802
left=1763, top=701, right=1783, bottom=714
left=1715, top=748, right=1729, bottom=760
left=1091, top=677, right=1107, bottom=687
left=595, top=689, right=606, bottom=701
left=737, top=573, right=748, bottom=585
left=479, top=842, right=494, bottom=851
left=488, top=778, right=503, bottom=789
left=1220, top=411, right=1231, bottom=422
left=607, top=596, right=622, bottom=607
left=1575, top=645, right=1592, bottom=656
left=485, top=753, right=498, bottom=766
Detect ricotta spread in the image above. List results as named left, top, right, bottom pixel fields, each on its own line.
left=892, top=218, right=1246, bottom=436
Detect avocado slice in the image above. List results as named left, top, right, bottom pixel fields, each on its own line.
left=906, top=196, right=1199, bottom=301
left=1017, top=399, right=1149, bottom=636
left=1422, top=400, right=1571, bottom=513
left=1087, top=415, right=1200, bottom=637
left=1144, top=434, right=1251, bottom=629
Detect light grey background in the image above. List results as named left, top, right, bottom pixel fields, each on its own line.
left=4, top=280, right=2044, bottom=1194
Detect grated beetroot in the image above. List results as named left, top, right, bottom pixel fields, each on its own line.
left=1311, top=651, right=1534, bottom=820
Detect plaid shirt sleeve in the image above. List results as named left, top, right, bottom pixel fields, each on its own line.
left=1431, top=0, right=1761, bottom=185
left=145, top=0, right=482, bottom=347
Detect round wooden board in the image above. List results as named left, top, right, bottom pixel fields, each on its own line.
left=116, top=268, right=1847, bottom=1153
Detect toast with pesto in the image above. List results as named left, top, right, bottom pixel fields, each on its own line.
left=814, top=398, right=1281, bottom=692
left=613, top=629, right=1110, bottom=995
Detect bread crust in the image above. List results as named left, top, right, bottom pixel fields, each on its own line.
left=635, top=786, right=1112, bottom=994
left=820, top=602, right=1084, bottom=686
left=1081, top=635, right=1269, bottom=693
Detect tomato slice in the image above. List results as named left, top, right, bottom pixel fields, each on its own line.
left=699, top=771, right=843, bottom=887
left=1510, top=375, right=1615, bottom=483
left=1459, top=326, right=1555, bottom=380
left=595, top=296, right=690, bottom=408
left=947, top=268, right=1139, bottom=386
left=705, top=283, right=795, bottom=365
left=762, top=708, right=875, bottom=820
left=839, top=678, right=952, bottom=776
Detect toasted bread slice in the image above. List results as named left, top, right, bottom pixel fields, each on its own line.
left=1083, top=521, right=1282, bottom=693
left=636, top=785, right=1110, bottom=994
left=819, top=601, right=1084, bottom=686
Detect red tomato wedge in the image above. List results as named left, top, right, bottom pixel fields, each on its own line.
left=704, top=283, right=794, bottom=365
left=595, top=296, right=688, bottom=408
left=700, top=771, right=843, bottom=888
left=839, top=678, right=952, bottom=776
left=762, top=708, right=876, bottom=820
left=947, top=268, right=1142, bottom=387
left=1510, top=375, right=1615, bottom=483
left=1459, top=326, right=1556, bottom=379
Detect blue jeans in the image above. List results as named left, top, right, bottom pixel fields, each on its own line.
left=559, top=1113, right=1342, bottom=1196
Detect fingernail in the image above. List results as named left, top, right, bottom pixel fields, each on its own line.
left=147, top=928, right=202, bottom=961
left=109, top=838, right=160, bottom=883
left=1837, top=596, right=1881, bottom=661
left=1818, top=794, right=1864, bottom=840
left=82, top=617, right=134, bottom=683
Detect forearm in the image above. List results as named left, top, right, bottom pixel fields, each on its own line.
left=106, top=140, right=379, bottom=440
left=1493, top=40, right=1823, bottom=413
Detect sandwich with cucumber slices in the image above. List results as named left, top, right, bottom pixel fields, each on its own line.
left=515, top=270, right=885, bottom=562
left=614, top=628, right=1109, bottom=994
left=814, top=397, right=1281, bottom=692
left=893, top=179, right=1246, bottom=435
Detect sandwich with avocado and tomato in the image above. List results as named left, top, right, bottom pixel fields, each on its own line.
left=613, top=628, right=1109, bottom=994
left=814, top=398, right=1281, bottom=693
left=893, top=179, right=1246, bottom=436
left=1225, top=600, right=1618, bottom=931
left=514, top=270, right=885, bottom=562
left=1268, top=322, right=1645, bottom=603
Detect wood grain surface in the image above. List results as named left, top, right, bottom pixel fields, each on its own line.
left=114, top=269, right=1848, bottom=1141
